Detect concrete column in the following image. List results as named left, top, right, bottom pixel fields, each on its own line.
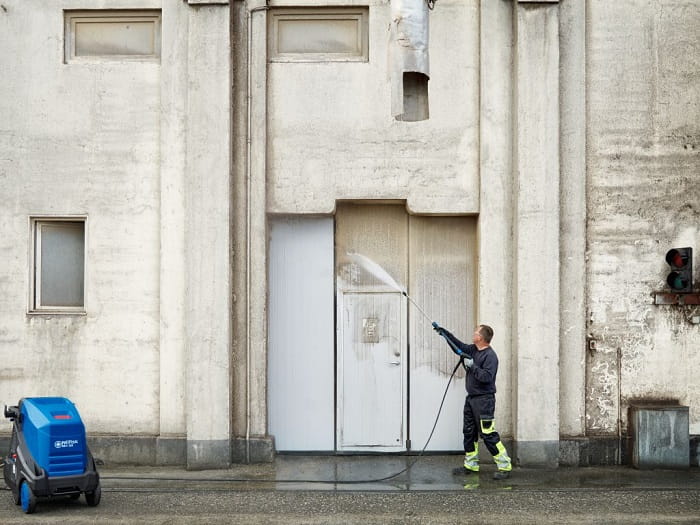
left=513, top=1, right=561, bottom=467
left=230, top=0, right=249, bottom=460
left=231, top=0, right=274, bottom=463
left=158, top=0, right=189, bottom=465
left=478, top=0, right=514, bottom=437
left=184, top=2, right=232, bottom=469
left=558, top=0, right=587, bottom=448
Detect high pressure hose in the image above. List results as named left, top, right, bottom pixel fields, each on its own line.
left=104, top=256, right=461, bottom=486
left=102, top=354, right=463, bottom=486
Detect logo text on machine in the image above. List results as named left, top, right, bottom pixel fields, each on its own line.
left=54, top=439, right=79, bottom=449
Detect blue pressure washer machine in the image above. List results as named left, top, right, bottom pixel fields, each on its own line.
left=3, top=397, right=101, bottom=514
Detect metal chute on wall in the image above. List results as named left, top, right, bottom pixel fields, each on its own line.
left=390, top=0, right=432, bottom=121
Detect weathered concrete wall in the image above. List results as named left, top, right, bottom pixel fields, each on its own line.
left=0, top=1, right=233, bottom=468
left=1, top=0, right=697, bottom=467
left=587, top=0, right=700, bottom=436
left=267, top=0, right=479, bottom=215
left=0, top=0, right=161, bottom=433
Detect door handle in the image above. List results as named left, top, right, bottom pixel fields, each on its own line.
left=390, top=361, right=401, bottom=365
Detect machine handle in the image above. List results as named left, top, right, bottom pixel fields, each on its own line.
left=4, top=405, right=19, bottom=420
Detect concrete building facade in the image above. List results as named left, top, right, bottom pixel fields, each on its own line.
left=0, top=0, right=698, bottom=468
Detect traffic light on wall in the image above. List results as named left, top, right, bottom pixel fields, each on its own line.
left=665, top=247, right=693, bottom=292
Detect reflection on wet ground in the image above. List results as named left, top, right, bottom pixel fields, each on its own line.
left=99, top=455, right=700, bottom=493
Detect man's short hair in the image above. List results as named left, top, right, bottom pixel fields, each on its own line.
left=478, top=324, right=494, bottom=343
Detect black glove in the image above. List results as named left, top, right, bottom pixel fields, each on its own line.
left=432, top=321, right=446, bottom=336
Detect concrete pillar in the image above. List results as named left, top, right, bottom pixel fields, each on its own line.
left=558, top=0, right=587, bottom=444
left=158, top=0, right=189, bottom=465
left=478, top=0, right=514, bottom=437
left=248, top=0, right=272, bottom=459
left=230, top=0, right=248, bottom=461
left=231, top=0, right=275, bottom=463
left=513, top=0, right=561, bottom=467
left=184, top=1, right=232, bottom=469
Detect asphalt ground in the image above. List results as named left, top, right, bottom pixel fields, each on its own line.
left=1, top=455, right=698, bottom=524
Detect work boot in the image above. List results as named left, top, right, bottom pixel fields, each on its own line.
left=493, top=470, right=510, bottom=480
left=492, top=441, right=512, bottom=476
left=452, top=466, right=478, bottom=476
left=453, top=443, right=479, bottom=475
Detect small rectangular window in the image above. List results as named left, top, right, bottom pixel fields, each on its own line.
left=269, top=8, right=369, bottom=62
left=30, top=218, right=86, bottom=314
left=64, top=10, right=161, bottom=62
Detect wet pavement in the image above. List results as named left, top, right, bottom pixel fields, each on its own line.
left=1, top=455, right=698, bottom=523
left=99, top=454, right=700, bottom=492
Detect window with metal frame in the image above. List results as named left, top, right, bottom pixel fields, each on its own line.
left=30, top=218, right=86, bottom=314
left=64, top=10, right=162, bottom=63
left=269, top=7, right=369, bottom=62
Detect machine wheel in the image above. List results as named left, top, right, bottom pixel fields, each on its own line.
left=85, top=484, right=101, bottom=507
left=19, top=480, right=37, bottom=514
left=11, top=487, right=20, bottom=505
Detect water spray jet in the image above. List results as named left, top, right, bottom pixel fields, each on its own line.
left=347, top=252, right=435, bottom=325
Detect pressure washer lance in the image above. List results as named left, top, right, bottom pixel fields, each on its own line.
left=401, top=292, right=462, bottom=354
left=401, top=290, right=433, bottom=323
left=402, top=292, right=467, bottom=368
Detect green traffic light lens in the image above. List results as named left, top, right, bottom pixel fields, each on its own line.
left=667, top=272, right=687, bottom=290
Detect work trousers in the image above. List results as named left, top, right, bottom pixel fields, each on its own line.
left=463, top=393, right=501, bottom=456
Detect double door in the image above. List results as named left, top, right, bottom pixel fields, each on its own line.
left=268, top=205, right=476, bottom=452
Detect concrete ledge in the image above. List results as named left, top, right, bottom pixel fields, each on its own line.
left=157, top=436, right=187, bottom=466
left=0, top=434, right=696, bottom=467
left=514, top=440, right=559, bottom=468
left=232, top=436, right=276, bottom=463
left=90, top=435, right=186, bottom=466
left=187, top=439, right=231, bottom=470
left=89, top=435, right=157, bottom=465
left=558, top=438, right=583, bottom=467
left=560, top=437, right=628, bottom=466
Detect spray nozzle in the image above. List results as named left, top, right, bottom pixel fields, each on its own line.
left=432, top=322, right=446, bottom=337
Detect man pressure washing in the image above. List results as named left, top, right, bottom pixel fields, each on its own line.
left=433, top=323, right=513, bottom=480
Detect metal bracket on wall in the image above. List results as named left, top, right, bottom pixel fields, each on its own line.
left=654, top=293, right=700, bottom=306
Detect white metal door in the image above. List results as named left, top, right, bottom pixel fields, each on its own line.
left=337, top=291, right=406, bottom=451
left=268, top=217, right=335, bottom=451
left=408, top=215, right=476, bottom=451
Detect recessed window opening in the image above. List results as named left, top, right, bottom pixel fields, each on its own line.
left=64, top=10, right=162, bottom=62
left=269, top=8, right=369, bottom=62
left=30, top=218, right=86, bottom=314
